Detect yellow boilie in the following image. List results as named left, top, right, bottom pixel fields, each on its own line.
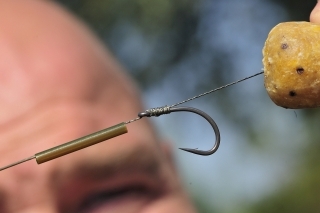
left=263, top=22, right=320, bottom=108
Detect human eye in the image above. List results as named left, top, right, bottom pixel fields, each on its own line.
left=75, top=178, right=162, bottom=213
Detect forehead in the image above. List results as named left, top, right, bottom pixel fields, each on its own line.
left=0, top=99, right=157, bottom=161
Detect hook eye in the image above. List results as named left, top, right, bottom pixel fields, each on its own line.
left=138, top=106, right=220, bottom=156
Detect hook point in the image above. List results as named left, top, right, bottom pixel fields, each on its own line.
left=179, top=147, right=216, bottom=156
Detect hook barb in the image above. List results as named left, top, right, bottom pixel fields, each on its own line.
left=138, top=106, right=220, bottom=156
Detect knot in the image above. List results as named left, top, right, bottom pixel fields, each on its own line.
left=138, top=105, right=171, bottom=118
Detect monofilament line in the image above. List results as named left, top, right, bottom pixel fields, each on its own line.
left=125, top=71, right=264, bottom=124
left=170, top=71, right=264, bottom=107
left=0, top=155, right=35, bottom=171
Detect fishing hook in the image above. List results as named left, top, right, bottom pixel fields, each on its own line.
left=138, top=106, right=220, bottom=156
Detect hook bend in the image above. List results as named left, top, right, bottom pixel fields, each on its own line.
left=138, top=106, right=220, bottom=156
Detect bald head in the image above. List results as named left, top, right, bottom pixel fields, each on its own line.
left=0, top=0, right=142, bottom=126
left=0, top=0, right=158, bottom=162
left=0, top=1, right=197, bottom=212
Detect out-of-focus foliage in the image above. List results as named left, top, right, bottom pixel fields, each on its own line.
left=248, top=109, right=320, bottom=213
left=60, top=0, right=196, bottom=34
left=246, top=1, right=320, bottom=213
left=56, top=0, right=320, bottom=212
left=58, top=0, right=201, bottom=88
left=271, top=0, right=315, bottom=21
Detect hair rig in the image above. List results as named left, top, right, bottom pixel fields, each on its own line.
left=0, top=72, right=263, bottom=171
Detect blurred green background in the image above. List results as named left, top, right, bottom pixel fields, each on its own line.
left=56, top=0, right=320, bottom=212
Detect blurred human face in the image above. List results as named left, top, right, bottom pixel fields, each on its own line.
left=0, top=103, right=196, bottom=213
left=0, top=0, right=196, bottom=212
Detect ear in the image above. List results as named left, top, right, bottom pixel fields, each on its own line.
left=310, top=2, right=320, bottom=23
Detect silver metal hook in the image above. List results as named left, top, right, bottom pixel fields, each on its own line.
left=138, top=106, right=220, bottom=156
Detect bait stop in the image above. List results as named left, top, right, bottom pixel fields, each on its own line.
left=0, top=71, right=263, bottom=171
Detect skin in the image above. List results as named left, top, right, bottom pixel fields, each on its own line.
left=0, top=0, right=197, bottom=212
left=311, top=1, right=320, bottom=24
